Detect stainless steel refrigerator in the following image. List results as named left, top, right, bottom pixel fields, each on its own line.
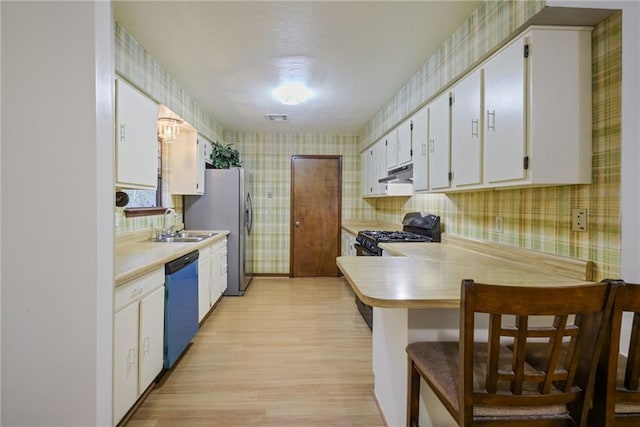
left=184, top=168, right=253, bottom=296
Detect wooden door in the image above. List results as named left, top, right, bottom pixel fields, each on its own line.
left=291, top=155, right=342, bottom=277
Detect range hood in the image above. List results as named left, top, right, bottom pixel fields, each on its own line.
left=379, top=163, right=413, bottom=183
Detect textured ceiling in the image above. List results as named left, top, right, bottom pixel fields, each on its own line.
left=114, top=1, right=482, bottom=134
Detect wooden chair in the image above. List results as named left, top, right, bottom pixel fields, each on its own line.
left=592, top=282, right=640, bottom=426
left=406, top=279, right=621, bottom=427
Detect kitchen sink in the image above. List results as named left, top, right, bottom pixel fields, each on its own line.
left=148, top=231, right=218, bottom=243
left=177, top=231, right=218, bottom=239
left=151, top=236, right=205, bottom=243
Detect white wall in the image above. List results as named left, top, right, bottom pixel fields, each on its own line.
left=619, top=1, right=640, bottom=283
left=1, top=1, right=114, bottom=425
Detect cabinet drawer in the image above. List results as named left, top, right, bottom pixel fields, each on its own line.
left=115, top=268, right=164, bottom=312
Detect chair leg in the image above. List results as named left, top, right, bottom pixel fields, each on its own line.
left=407, top=357, right=421, bottom=427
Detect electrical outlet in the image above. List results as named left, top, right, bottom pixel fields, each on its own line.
left=495, top=216, right=504, bottom=233
left=572, top=209, right=588, bottom=232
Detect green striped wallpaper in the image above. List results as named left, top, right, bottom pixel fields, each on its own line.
left=360, top=0, right=547, bottom=150
left=225, top=132, right=370, bottom=274
left=370, top=12, right=622, bottom=281
left=114, top=2, right=622, bottom=280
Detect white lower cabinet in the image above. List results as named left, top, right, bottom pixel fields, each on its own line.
left=197, top=237, right=228, bottom=322
left=113, top=268, right=165, bottom=425
left=137, top=286, right=165, bottom=393
left=211, top=237, right=228, bottom=299
left=197, top=245, right=212, bottom=322
left=113, top=303, right=138, bottom=424
left=341, top=230, right=356, bottom=256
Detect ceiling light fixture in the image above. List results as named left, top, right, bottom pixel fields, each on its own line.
left=273, top=82, right=312, bottom=106
left=157, top=116, right=183, bottom=142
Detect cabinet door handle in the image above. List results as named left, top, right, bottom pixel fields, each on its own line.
left=471, top=119, right=479, bottom=138
left=422, top=143, right=427, bottom=156
left=128, top=347, right=136, bottom=367
left=120, top=124, right=126, bottom=141
left=487, top=110, right=496, bottom=131
left=429, top=139, right=435, bottom=154
left=143, top=335, right=150, bottom=354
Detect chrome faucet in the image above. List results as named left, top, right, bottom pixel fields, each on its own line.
left=162, top=208, right=177, bottom=237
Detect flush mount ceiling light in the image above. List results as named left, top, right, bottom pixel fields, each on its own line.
left=273, top=82, right=312, bottom=106
left=157, top=117, right=183, bottom=142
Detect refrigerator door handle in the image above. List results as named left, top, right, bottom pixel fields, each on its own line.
left=245, top=191, right=253, bottom=233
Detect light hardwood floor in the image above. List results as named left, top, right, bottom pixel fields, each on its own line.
left=127, top=277, right=385, bottom=426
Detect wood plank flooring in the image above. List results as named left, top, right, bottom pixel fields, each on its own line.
left=127, top=277, right=385, bottom=426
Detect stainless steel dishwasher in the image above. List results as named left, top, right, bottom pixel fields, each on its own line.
left=164, top=250, right=199, bottom=369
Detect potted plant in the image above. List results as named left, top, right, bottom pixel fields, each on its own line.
left=209, top=141, right=242, bottom=169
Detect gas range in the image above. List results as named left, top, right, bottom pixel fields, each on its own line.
left=355, top=230, right=433, bottom=256
left=353, top=213, right=441, bottom=331
left=354, top=212, right=441, bottom=256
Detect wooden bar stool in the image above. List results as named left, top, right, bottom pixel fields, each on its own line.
left=406, top=279, right=621, bottom=427
left=592, top=282, right=640, bottom=426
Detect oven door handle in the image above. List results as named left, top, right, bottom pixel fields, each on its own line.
left=354, top=242, right=377, bottom=256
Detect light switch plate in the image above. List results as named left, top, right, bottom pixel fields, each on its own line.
left=572, top=209, right=587, bottom=232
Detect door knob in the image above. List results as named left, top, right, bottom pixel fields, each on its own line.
left=295, top=221, right=301, bottom=228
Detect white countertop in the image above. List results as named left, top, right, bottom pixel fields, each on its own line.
left=337, top=234, right=594, bottom=309
left=115, top=229, right=230, bottom=286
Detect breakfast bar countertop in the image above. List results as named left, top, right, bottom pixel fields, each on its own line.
left=336, top=234, right=594, bottom=309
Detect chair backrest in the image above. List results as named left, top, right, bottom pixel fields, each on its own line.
left=620, top=284, right=640, bottom=394
left=459, top=279, right=621, bottom=426
left=594, top=282, right=640, bottom=425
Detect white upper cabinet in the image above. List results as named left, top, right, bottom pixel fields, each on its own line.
left=451, top=68, right=483, bottom=188
left=385, top=130, right=398, bottom=170
left=428, top=91, right=451, bottom=191
left=170, top=128, right=206, bottom=195
left=362, top=139, right=387, bottom=196
left=361, top=150, right=370, bottom=196
left=483, top=36, right=526, bottom=184
left=361, top=136, right=412, bottom=198
left=411, top=106, right=429, bottom=192
left=396, top=119, right=412, bottom=166
left=374, top=139, right=387, bottom=194
left=483, top=26, right=592, bottom=188
left=115, top=78, right=158, bottom=189
left=360, top=26, right=590, bottom=197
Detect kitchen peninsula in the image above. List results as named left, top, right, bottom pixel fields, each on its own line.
left=336, top=234, right=594, bottom=427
